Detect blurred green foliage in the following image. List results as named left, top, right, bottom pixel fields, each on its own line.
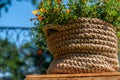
left=0, top=38, right=53, bottom=80
left=0, top=0, right=53, bottom=79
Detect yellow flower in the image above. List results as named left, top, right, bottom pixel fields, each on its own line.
left=32, top=10, right=39, bottom=15
left=57, top=0, right=62, bottom=5
left=37, top=15, right=44, bottom=21
left=39, top=8, right=46, bottom=13
left=54, top=8, right=60, bottom=12
left=66, top=9, right=70, bottom=14
left=104, top=0, right=109, bottom=2
left=83, top=0, right=87, bottom=3
left=47, top=0, right=52, bottom=5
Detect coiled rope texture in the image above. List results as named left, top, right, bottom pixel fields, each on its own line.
left=43, top=17, right=119, bottom=73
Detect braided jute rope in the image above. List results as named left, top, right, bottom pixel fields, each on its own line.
left=47, top=53, right=119, bottom=73
left=43, top=17, right=119, bottom=73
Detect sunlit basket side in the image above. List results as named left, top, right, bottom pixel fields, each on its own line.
left=43, top=17, right=119, bottom=74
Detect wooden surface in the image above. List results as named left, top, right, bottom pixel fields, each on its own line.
left=26, top=72, right=120, bottom=80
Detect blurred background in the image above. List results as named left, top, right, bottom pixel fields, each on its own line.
left=0, top=0, right=120, bottom=80
left=0, top=0, right=53, bottom=80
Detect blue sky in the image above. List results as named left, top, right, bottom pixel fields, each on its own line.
left=0, top=0, right=38, bottom=27
left=0, top=0, right=68, bottom=47
left=0, top=0, right=68, bottom=27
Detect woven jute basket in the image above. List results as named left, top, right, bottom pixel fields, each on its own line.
left=43, top=17, right=119, bottom=74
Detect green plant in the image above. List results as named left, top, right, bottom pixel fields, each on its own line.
left=31, top=0, right=120, bottom=49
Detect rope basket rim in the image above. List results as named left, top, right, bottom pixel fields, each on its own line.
left=43, top=17, right=116, bottom=36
